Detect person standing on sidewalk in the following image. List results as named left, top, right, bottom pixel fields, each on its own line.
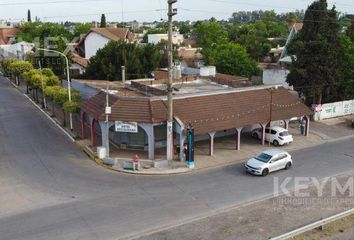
left=300, top=119, right=305, bottom=135
left=132, top=154, right=140, bottom=171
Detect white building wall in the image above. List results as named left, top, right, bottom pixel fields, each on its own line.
left=148, top=33, right=184, bottom=45
left=84, top=32, right=110, bottom=59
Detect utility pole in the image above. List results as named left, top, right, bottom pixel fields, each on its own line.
left=166, top=0, right=177, bottom=162
left=105, top=83, right=111, bottom=157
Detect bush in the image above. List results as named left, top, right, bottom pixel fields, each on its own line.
left=63, top=101, right=79, bottom=113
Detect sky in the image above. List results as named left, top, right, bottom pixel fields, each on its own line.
left=0, top=0, right=353, bottom=23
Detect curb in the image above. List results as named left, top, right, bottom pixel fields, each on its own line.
left=76, top=142, right=193, bottom=176
left=6, top=77, right=75, bottom=142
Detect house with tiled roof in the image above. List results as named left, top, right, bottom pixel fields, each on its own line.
left=76, top=27, right=134, bottom=59
left=78, top=76, right=311, bottom=161
left=0, top=28, right=17, bottom=45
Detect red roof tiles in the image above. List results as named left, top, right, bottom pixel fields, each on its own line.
left=81, top=88, right=311, bottom=135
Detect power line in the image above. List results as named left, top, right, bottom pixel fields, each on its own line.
left=207, top=0, right=353, bottom=11
left=8, top=9, right=167, bottom=21
left=0, top=0, right=112, bottom=6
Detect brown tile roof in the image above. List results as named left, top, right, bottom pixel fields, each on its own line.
left=0, top=28, right=17, bottom=45
left=81, top=88, right=311, bottom=135
left=90, top=27, right=130, bottom=41
left=80, top=92, right=166, bottom=123
left=72, top=54, right=89, bottom=67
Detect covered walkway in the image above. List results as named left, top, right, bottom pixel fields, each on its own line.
left=80, top=87, right=311, bottom=161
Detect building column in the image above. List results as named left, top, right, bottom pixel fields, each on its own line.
left=235, top=127, right=242, bottom=151
left=304, top=116, right=310, bottom=137
left=81, top=111, right=86, bottom=139
left=98, top=121, right=114, bottom=157
left=260, top=123, right=267, bottom=145
left=283, top=120, right=290, bottom=130
left=139, top=123, right=155, bottom=160
left=208, top=132, right=216, bottom=156
left=90, top=117, right=95, bottom=147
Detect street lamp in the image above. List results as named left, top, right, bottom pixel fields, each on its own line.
left=35, top=47, right=73, bottom=131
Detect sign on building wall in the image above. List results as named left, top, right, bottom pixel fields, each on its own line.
left=314, top=100, right=354, bottom=120
left=115, top=121, right=138, bottom=133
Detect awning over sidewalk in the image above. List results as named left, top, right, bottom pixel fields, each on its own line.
left=80, top=87, right=311, bottom=135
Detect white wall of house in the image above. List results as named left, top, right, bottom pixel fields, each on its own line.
left=70, top=63, right=85, bottom=75
left=84, top=32, right=110, bottom=59
left=262, top=68, right=291, bottom=88
left=148, top=33, right=184, bottom=45
left=0, top=41, right=34, bottom=60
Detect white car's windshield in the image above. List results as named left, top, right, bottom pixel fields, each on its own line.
left=255, top=153, right=272, bottom=163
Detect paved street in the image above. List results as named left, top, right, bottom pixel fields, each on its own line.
left=1, top=76, right=354, bottom=240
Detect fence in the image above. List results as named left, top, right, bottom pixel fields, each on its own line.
left=270, top=208, right=354, bottom=240
left=313, top=100, right=354, bottom=121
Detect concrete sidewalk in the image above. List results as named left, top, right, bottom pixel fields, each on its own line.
left=78, top=116, right=354, bottom=175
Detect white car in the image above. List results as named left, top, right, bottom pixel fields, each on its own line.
left=252, top=126, right=293, bottom=146
left=245, top=149, right=293, bottom=176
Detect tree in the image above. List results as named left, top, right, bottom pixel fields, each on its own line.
left=85, top=41, right=162, bottom=81
left=16, top=22, right=73, bottom=76
left=8, top=60, right=33, bottom=85
left=194, top=22, right=228, bottom=49
left=205, top=43, right=259, bottom=77
left=347, top=19, right=354, bottom=41
left=1, top=58, right=18, bottom=76
left=73, top=23, right=92, bottom=40
left=287, top=0, right=343, bottom=104
left=100, top=14, right=106, bottom=28
left=27, top=9, right=32, bottom=22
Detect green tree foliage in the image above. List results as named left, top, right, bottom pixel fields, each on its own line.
left=286, top=0, right=348, bottom=104
left=8, top=60, right=33, bottom=77
left=1, top=59, right=19, bottom=76
left=63, top=101, right=79, bottom=113
left=228, top=20, right=288, bottom=61
left=73, top=23, right=92, bottom=40
left=85, top=41, right=162, bottom=80
left=16, top=22, right=73, bottom=75
left=22, top=67, right=59, bottom=90
left=206, top=43, right=259, bottom=77
left=339, top=33, right=354, bottom=98
left=27, top=9, right=31, bottom=22
left=100, top=14, right=106, bottom=28
left=194, top=22, right=228, bottom=49
left=347, top=19, right=354, bottom=41
left=193, top=22, right=258, bottom=77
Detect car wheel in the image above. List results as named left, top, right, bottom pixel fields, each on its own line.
left=273, top=140, right=279, bottom=146
left=262, top=168, right=269, bottom=176
left=252, top=132, right=259, bottom=139
left=284, top=162, right=292, bottom=170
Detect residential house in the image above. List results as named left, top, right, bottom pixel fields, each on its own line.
left=0, top=28, right=17, bottom=45
left=76, top=27, right=134, bottom=59
left=0, top=41, right=34, bottom=61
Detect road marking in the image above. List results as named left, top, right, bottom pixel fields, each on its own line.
left=23, top=94, right=75, bottom=142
